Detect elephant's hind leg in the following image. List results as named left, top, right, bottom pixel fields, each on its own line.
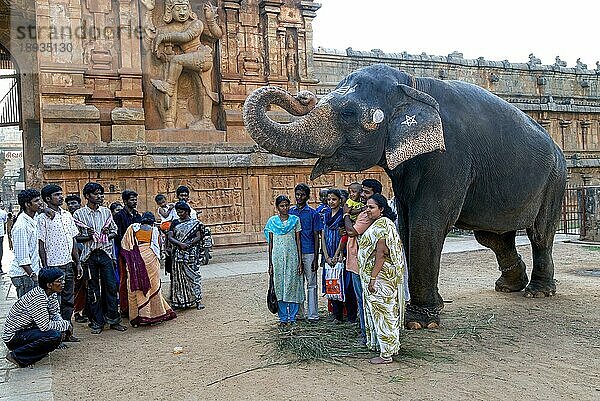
left=523, top=226, right=558, bottom=298
left=523, top=171, right=565, bottom=298
left=473, top=230, right=529, bottom=292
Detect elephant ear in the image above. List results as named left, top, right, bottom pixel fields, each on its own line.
left=385, top=84, right=445, bottom=169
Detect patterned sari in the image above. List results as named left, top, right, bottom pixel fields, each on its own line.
left=357, top=217, right=406, bottom=358
left=170, top=218, right=204, bottom=309
left=121, top=224, right=176, bottom=326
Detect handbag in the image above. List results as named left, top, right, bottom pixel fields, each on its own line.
left=324, top=261, right=345, bottom=302
left=267, top=274, right=278, bottom=314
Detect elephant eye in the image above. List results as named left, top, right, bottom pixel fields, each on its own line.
left=340, top=109, right=356, bottom=119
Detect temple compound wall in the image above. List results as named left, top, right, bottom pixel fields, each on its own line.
left=2, top=0, right=600, bottom=246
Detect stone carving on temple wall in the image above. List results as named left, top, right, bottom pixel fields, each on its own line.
left=142, top=0, right=223, bottom=130
left=285, top=30, right=298, bottom=82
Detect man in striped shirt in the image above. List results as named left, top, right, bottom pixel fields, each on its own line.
left=73, top=182, right=127, bottom=335
left=3, top=268, right=72, bottom=368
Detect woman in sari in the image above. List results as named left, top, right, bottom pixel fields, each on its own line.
left=264, top=195, right=304, bottom=327
left=321, top=188, right=357, bottom=323
left=357, top=194, right=406, bottom=364
left=121, top=212, right=177, bottom=327
left=167, top=201, right=205, bottom=310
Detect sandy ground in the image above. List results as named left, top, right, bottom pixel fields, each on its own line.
left=51, top=242, right=600, bottom=401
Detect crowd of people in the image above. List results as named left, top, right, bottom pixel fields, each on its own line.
left=0, top=177, right=408, bottom=368
left=1, top=183, right=206, bottom=368
left=264, top=179, right=410, bottom=365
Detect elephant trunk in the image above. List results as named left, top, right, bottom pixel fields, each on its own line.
left=243, top=86, right=342, bottom=159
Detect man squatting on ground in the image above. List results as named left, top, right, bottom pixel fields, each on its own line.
left=3, top=268, right=73, bottom=367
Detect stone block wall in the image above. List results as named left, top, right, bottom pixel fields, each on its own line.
left=45, top=162, right=392, bottom=246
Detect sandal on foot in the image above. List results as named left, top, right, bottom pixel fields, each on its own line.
left=5, top=352, right=21, bottom=367
left=369, top=356, right=393, bottom=365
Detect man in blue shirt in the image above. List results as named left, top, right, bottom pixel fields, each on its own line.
left=289, top=183, right=322, bottom=322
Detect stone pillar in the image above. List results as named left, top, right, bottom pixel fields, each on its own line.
left=259, top=0, right=284, bottom=81
left=222, top=1, right=242, bottom=78
left=112, top=0, right=145, bottom=142
left=559, top=120, right=571, bottom=150
left=298, top=1, right=320, bottom=84
left=580, top=120, right=591, bottom=150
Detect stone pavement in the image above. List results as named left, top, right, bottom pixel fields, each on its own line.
left=0, top=237, right=55, bottom=401
left=0, top=233, right=577, bottom=400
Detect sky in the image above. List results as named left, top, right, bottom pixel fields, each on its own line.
left=312, top=0, right=599, bottom=69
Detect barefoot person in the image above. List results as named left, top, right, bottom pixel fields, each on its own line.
left=3, top=268, right=73, bottom=368
left=265, top=195, right=304, bottom=326
left=121, top=212, right=176, bottom=327
left=167, top=202, right=205, bottom=310
left=358, top=194, right=406, bottom=364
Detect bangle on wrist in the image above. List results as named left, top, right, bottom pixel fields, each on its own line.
left=343, top=213, right=350, bottom=218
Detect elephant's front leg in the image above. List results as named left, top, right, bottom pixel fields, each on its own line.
left=405, top=225, right=446, bottom=330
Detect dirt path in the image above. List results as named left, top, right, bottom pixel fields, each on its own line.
left=51, top=242, right=600, bottom=400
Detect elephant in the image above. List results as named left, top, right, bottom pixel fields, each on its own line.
left=243, top=64, right=567, bottom=329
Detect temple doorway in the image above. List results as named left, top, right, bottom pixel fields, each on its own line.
left=0, top=43, right=23, bottom=212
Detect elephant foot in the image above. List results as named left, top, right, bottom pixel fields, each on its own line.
left=405, top=303, right=443, bottom=330
left=495, top=257, right=528, bottom=293
left=523, top=280, right=556, bottom=298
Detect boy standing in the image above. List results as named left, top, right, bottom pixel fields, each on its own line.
left=38, top=184, right=82, bottom=342
left=289, top=183, right=322, bottom=322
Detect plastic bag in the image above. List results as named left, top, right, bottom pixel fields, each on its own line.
left=324, top=261, right=345, bottom=302
left=267, top=274, right=278, bottom=314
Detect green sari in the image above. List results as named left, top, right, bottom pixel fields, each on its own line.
left=357, top=217, right=406, bottom=358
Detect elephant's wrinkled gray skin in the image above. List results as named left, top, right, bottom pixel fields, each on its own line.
left=243, top=64, right=567, bottom=329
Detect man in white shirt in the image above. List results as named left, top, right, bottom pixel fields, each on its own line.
left=9, top=189, right=43, bottom=298
left=0, top=201, right=8, bottom=275
left=38, top=184, right=82, bottom=342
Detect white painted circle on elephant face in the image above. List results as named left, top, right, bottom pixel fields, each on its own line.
left=372, top=109, right=384, bottom=124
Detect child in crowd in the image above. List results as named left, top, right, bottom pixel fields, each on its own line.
left=346, top=182, right=365, bottom=221
left=154, top=194, right=175, bottom=227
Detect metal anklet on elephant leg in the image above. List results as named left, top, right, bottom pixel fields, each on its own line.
left=498, top=254, right=523, bottom=273
left=406, top=303, right=443, bottom=320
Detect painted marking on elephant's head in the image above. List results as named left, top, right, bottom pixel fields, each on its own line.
left=317, top=84, right=357, bottom=105
left=363, top=108, right=385, bottom=132
left=401, top=114, right=417, bottom=127
left=372, top=108, right=384, bottom=123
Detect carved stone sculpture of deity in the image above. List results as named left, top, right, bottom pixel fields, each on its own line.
left=150, top=0, right=223, bottom=130
left=285, top=31, right=298, bottom=82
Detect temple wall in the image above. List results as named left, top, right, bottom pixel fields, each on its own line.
left=45, top=163, right=392, bottom=246
left=4, top=0, right=600, bottom=245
